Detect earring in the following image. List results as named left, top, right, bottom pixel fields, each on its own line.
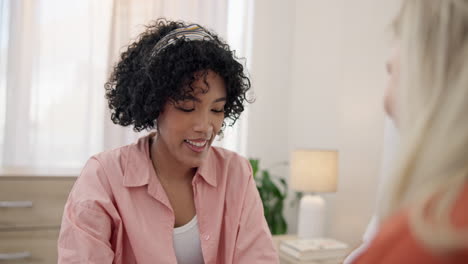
left=217, top=130, right=224, bottom=141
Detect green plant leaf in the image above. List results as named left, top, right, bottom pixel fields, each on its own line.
left=269, top=200, right=287, bottom=235
left=262, top=171, right=282, bottom=199
left=249, top=159, right=259, bottom=178
left=279, top=178, right=287, bottom=188
left=272, top=212, right=288, bottom=235
left=279, top=178, right=288, bottom=199
left=249, top=157, right=289, bottom=235
left=289, top=191, right=303, bottom=207
left=264, top=203, right=271, bottom=220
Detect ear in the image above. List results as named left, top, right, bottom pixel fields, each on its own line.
left=217, top=121, right=226, bottom=135
left=153, top=115, right=162, bottom=131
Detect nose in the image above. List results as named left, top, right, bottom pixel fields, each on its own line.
left=192, top=111, right=213, bottom=136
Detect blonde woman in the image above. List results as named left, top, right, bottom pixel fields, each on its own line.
left=353, top=0, right=468, bottom=263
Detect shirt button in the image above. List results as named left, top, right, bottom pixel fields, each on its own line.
left=204, top=234, right=210, bottom=240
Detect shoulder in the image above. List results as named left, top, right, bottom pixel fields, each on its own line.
left=71, top=144, right=133, bottom=203
left=452, top=184, right=468, bottom=228
left=209, top=146, right=252, bottom=176
left=210, top=146, right=250, bottom=164
left=204, top=146, right=253, bottom=193
left=78, top=146, right=128, bottom=184
left=354, top=211, right=435, bottom=264
left=91, top=144, right=132, bottom=175
left=355, top=185, right=468, bottom=264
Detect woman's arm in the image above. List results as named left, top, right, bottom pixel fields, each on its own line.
left=58, top=201, right=116, bottom=263
left=233, top=160, right=280, bottom=263
left=57, top=158, right=121, bottom=263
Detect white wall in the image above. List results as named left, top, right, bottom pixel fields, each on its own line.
left=247, top=0, right=294, bottom=167
left=247, top=0, right=297, bottom=235
left=246, top=0, right=294, bottom=198
left=247, top=0, right=401, bottom=246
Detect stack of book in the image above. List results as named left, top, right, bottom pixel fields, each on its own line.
left=279, top=238, right=350, bottom=264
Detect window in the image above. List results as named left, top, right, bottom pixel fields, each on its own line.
left=0, top=0, right=252, bottom=168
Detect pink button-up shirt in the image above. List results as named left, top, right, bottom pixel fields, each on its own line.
left=58, top=134, right=279, bottom=263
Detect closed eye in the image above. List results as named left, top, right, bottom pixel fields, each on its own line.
left=177, top=107, right=195, bottom=113
left=212, top=109, right=224, bottom=113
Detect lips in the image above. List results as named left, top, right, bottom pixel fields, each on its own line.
left=184, top=139, right=208, bottom=147
left=183, top=138, right=210, bottom=153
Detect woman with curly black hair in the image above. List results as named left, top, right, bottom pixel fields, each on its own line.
left=58, top=19, right=279, bottom=263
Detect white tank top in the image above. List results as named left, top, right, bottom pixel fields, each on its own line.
left=173, top=215, right=205, bottom=264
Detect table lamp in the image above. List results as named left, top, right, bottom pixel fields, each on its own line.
left=290, top=149, right=338, bottom=239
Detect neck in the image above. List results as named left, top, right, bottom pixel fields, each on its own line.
left=150, top=134, right=195, bottom=183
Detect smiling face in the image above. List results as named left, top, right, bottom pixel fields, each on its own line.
left=155, top=70, right=226, bottom=169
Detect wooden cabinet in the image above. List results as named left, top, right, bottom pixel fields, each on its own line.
left=0, top=168, right=77, bottom=263
left=0, top=229, right=60, bottom=264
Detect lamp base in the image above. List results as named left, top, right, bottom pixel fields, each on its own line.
left=297, top=193, right=326, bottom=239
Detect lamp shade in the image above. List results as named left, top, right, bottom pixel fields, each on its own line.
left=290, top=149, right=338, bottom=193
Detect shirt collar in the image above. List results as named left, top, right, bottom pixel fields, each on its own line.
left=122, top=133, right=154, bottom=187
left=195, top=149, right=217, bottom=187
left=123, top=133, right=217, bottom=188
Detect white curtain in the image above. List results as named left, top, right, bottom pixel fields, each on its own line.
left=212, top=0, right=254, bottom=157
left=0, top=0, right=252, bottom=169
left=1, top=0, right=113, bottom=168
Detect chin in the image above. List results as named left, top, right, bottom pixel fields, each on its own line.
left=182, top=150, right=209, bottom=166
left=184, top=156, right=206, bottom=169
left=178, top=140, right=212, bottom=168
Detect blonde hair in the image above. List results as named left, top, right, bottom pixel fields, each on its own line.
left=381, top=0, right=468, bottom=252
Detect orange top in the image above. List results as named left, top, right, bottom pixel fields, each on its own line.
left=354, top=185, right=468, bottom=264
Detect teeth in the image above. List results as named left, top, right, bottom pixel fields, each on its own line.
left=185, top=139, right=207, bottom=147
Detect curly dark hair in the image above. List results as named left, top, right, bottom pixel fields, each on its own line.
left=105, top=18, right=251, bottom=132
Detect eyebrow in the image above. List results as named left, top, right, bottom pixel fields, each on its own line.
left=186, top=96, right=226, bottom=103
left=213, top=97, right=227, bottom=103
